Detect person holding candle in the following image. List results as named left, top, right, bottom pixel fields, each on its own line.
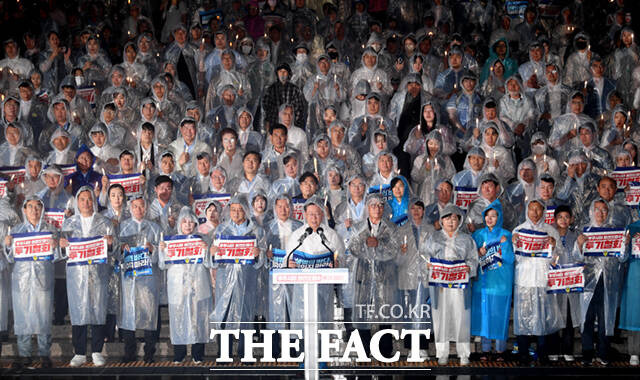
left=412, top=130, right=456, bottom=205
left=497, top=75, right=535, bottom=161
left=465, top=173, right=518, bottom=233
left=562, top=33, right=592, bottom=88
left=38, top=97, right=85, bottom=154
left=64, top=145, right=103, bottom=196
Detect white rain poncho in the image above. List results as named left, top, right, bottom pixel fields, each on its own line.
left=88, top=122, right=120, bottom=165
left=286, top=196, right=345, bottom=329
left=451, top=147, right=487, bottom=189
left=411, top=130, right=456, bottom=204
left=139, top=97, right=172, bottom=148
left=349, top=79, right=371, bottom=123
left=599, top=105, right=630, bottom=156
left=210, top=195, right=265, bottom=330
left=0, top=96, right=35, bottom=147
left=517, top=41, right=547, bottom=94
left=574, top=121, right=614, bottom=173
left=264, top=194, right=303, bottom=329
left=234, top=107, right=263, bottom=152
left=117, top=202, right=163, bottom=332
left=98, top=102, right=128, bottom=148
left=613, top=28, right=639, bottom=105
left=61, top=186, right=117, bottom=326
left=205, top=49, right=252, bottom=114
left=4, top=196, right=59, bottom=335
left=168, top=117, right=211, bottom=178
left=150, top=76, right=181, bottom=131
left=548, top=96, right=595, bottom=155
left=121, top=42, right=151, bottom=95
left=420, top=204, right=478, bottom=359
left=346, top=194, right=400, bottom=327
left=512, top=199, right=563, bottom=336
left=555, top=150, right=601, bottom=226
left=44, top=128, right=75, bottom=166
left=575, top=198, right=627, bottom=336
left=533, top=67, right=572, bottom=121
left=303, top=54, right=346, bottom=136
left=0, top=222, right=9, bottom=332
left=348, top=93, right=399, bottom=156
left=158, top=207, right=213, bottom=344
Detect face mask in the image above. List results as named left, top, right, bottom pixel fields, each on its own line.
left=241, top=45, right=252, bottom=55
left=575, top=40, right=588, bottom=50
left=531, top=143, right=545, bottom=155
left=278, top=73, right=288, bottom=84
left=296, top=53, right=307, bottom=62
left=75, top=76, right=83, bottom=86
left=328, top=51, right=339, bottom=60
left=372, top=44, right=381, bottom=53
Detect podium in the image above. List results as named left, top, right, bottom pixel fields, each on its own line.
left=272, top=268, right=349, bottom=380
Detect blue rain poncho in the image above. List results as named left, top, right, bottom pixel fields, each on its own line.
left=470, top=199, right=514, bottom=341
left=4, top=197, right=59, bottom=335
left=159, top=207, right=213, bottom=344
left=620, top=207, right=640, bottom=332
left=387, top=175, right=410, bottom=226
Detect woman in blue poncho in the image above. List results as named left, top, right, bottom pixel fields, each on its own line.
left=470, top=199, right=515, bottom=361
left=387, top=176, right=411, bottom=226
left=620, top=208, right=640, bottom=366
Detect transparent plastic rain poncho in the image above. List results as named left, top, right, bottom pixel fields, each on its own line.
left=420, top=204, right=478, bottom=343
left=349, top=47, right=393, bottom=97
left=574, top=198, right=627, bottom=336
left=37, top=164, right=71, bottom=209
left=526, top=132, right=561, bottom=179
left=346, top=194, right=400, bottom=327
left=4, top=197, right=59, bottom=335
left=497, top=75, right=535, bottom=155
left=599, top=105, right=630, bottom=156
left=517, top=42, right=547, bottom=94
left=411, top=130, right=456, bottom=205
left=117, top=203, right=163, bottom=332
left=210, top=194, right=265, bottom=330
left=349, top=79, right=371, bottom=123
left=470, top=199, right=514, bottom=341
left=562, top=33, right=592, bottom=87
left=205, top=49, right=252, bottom=113
left=98, top=102, right=128, bottom=148
left=285, top=196, right=345, bottom=329
left=60, top=186, right=117, bottom=326
left=348, top=94, right=399, bottom=156
left=362, top=127, right=390, bottom=179
left=139, top=97, right=172, bottom=147
left=88, top=122, right=120, bottom=165
left=39, top=96, right=85, bottom=154
left=512, top=199, right=563, bottom=336
left=613, top=28, right=639, bottom=105
left=465, top=173, right=518, bottom=232
left=575, top=122, right=615, bottom=173
left=553, top=214, right=583, bottom=329
left=1, top=96, right=35, bottom=146
left=0, top=221, right=8, bottom=332
left=505, top=158, right=539, bottom=224
left=58, top=76, right=95, bottom=128
left=0, top=121, right=32, bottom=166
left=477, top=122, right=516, bottom=183
left=264, top=194, right=303, bottom=329
left=234, top=107, right=264, bottom=152
left=451, top=147, right=487, bottom=189
left=403, top=100, right=456, bottom=159
left=555, top=150, right=602, bottom=226
left=620, top=206, right=640, bottom=332
left=303, top=55, right=347, bottom=136
left=533, top=68, right=572, bottom=121
left=548, top=92, right=596, bottom=154
left=387, top=73, right=431, bottom=128
left=75, top=36, right=112, bottom=86
left=150, top=75, right=181, bottom=130
left=158, top=207, right=213, bottom=344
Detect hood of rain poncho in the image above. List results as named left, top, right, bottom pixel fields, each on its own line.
left=122, top=41, right=137, bottom=63
left=524, top=198, right=546, bottom=227
left=1, top=96, right=21, bottom=123
left=46, top=96, right=72, bottom=123
left=369, top=127, right=389, bottom=154
left=360, top=47, right=378, bottom=69
left=463, top=146, right=488, bottom=171
left=572, top=32, right=590, bottom=51
left=448, top=45, right=464, bottom=67
left=366, top=32, right=384, bottom=49
left=73, top=185, right=99, bottom=216
left=504, top=74, right=525, bottom=98
left=139, top=97, right=157, bottom=119
left=312, top=132, right=330, bottom=149
left=481, top=120, right=502, bottom=143
left=271, top=193, right=293, bottom=218
left=433, top=177, right=454, bottom=199
left=99, top=102, right=118, bottom=125
left=291, top=41, right=310, bottom=55
left=481, top=198, right=504, bottom=240
left=530, top=131, right=548, bottom=150
left=612, top=146, right=632, bottom=166
left=178, top=117, right=198, bottom=140
left=203, top=200, right=223, bottom=224
left=110, top=86, right=128, bottom=103
left=587, top=197, right=610, bottom=227
left=74, top=144, right=96, bottom=171
left=176, top=206, right=199, bottom=234
left=89, top=122, right=110, bottom=144
left=488, top=37, right=512, bottom=62
left=439, top=203, right=464, bottom=231
left=387, top=175, right=411, bottom=225
left=255, top=37, right=271, bottom=61
left=220, top=48, right=237, bottom=69
left=375, top=150, right=398, bottom=174
left=578, top=120, right=597, bottom=147
left=477, top=172, right=504, bottom=197
left=150, top=75, right=169, bottom=103
left=41, top=163, right=65, bottom=190
left=517, top=158, right=538, bottom=185
left=611, top=104, right=630, bottom=126
left=249, top=189, right=268, bottom=216
left=58, top=75, right=77, bottom=93
left=20, top=195, right=46, bottom=228
left=49, top=128, right=71, bottom=151
left=353, top=79, right=371, bottom=98
left=364, top=92, right=384, bottom=116
left=567, top=149, right=591, bottom=172
left=4, top=120, right=25, bottom=146
left=346, top=173, right=366, bottom=204
left=527, top=39, right=544, bottom=62
left=223, top=193, right=251, bottom=224
left=235, top=106, right=254, bottom=127
left=419, top=100, right=441, bottom=133
left=107, top=65, right=126, bottom=87
left=425, top=129, right=445, bottom=157
left=217, top=83, right=238, bottom=99
left=323, top=164, right=342, bottom=189
left=564, top=90, right=586, bottom=113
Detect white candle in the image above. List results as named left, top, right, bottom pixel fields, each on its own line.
left=403, top=235, right=407, bottom=245
left=313, top=157, right=318, bottom=173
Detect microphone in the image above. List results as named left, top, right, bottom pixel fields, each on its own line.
left=316, top=227, right=328, bottom=244
left=315, top=227, right=336, bottom=267
left=298, top=227, right=314, bottom=244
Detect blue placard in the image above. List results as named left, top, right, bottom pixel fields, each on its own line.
left=292, top=250, right=333, bottom=269
left=122, top=247, right=153, bottom=278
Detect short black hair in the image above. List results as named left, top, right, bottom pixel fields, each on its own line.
left=119, top=150, right=134, bottom=159
left=141, top=122, right=155, bottom=132
left=155, top=175, right=173, bottom=187
left=243, top=150, right=262, bottom=164
left=270, top=123, right=288, bottom=135
left=220, top=127, right=238, bottom=140
left=283, top=154, right=297, bottom=166
left=103, top=103, right=116, bottom=112
left=299, top=171, right=319, bottom=185
left=554, top=205, right=572, bottom=218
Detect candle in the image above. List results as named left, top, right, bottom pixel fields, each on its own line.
left=202, top=38, right=205, bottom=45
left=324, top=195, right=328, bottom=207
left=347, top=206, right=351, bottom=219
left=160, top=232, right=164, bottom=242
left=403, top=235, right=407, bottom=245
left=313, top=157, right=318, bottom=173
left=584, top=81, right=587, bottom=90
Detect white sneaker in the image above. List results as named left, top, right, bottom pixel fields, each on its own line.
left=459, top=357, right=470, bottom=366
left=630, top=355, right=639, bottom=366
left=548, top=355, right=559, bottom=361
left=69, top=355, right=87, bottom=367
left=437, top=356, right=448, bottom=365
left=92, top=352, right=106, bottom=366
left=564, top=355, right=575, bottom=362
left=419, top=349, right=430, bottom=360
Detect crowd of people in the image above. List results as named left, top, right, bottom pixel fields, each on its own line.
left=0, top=0, right=639, bottom=371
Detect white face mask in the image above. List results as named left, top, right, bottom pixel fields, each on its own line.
left=75, top=76, right=83, bottom=86
left=296, top=53, right=307, bottom=62
left=531, top=143, right=545, bottom=155
left=241, top=45, right=252, bottom=55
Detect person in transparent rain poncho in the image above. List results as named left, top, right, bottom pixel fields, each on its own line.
left=506, top=158, right=539, bottom=225
left=526, top=132, right=560, bottom=180
left=234, top=106, right=263, bottom=153
left=572, top=121, right=614, bottom=174
left=600, top=105, right=633, bottom=157
left=17, top=155, right=46, bottom=201
left=555, top=150, right=601, bottom=227
left=138, top=97, right=173, bottom=148
left=412, top=130, right=457, bottom=205
left=0, top=121, right=35, bottom=167
left=59, top=186, right=117, bottom=367
left=475, top=122, right=515, bottom=184
left=533, top=63, right=572, bottom=136
left=548, top=91, right=595, bottom=155
left=117, top=196, right=162, bottom=363
left=3, top=197, right=59, bottom=369
left=39, top=97, right=85, bottom=154
left=264, top=194, right=303, bottom=356
left=210, top=194, right=264, bottom=358
left=303, top=54, right=346, bottom=136
left=497, top=75, right=535, bottom=161
left=511, top=199, right=563, bottom=365
left=88, top=122, right=120, bottom=168
left=350, top=47, right=393, bottom=98
left=168, top=117, right=211, bottom=178
left=205, top=49, right=251, bottom=116
left=574, top=198, right=628, bottom=366
left=462, top=99, right=515, bottom=152
left=465, top=173, right=517, bottom=234
left=421, top=204, right=478, bottom=365
left=404, top=101, right=456, bottom=162
left=452, top=147, right=487, bottom=190
left=98, top=102, right=129, bottom=149
left=75, top=35, right=112, bottom=90
left=470, top=199, right=514, bottom=362
left=159, top=206, right=212, bottom=364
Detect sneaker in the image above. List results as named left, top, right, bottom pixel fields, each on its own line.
left=564, top=355, right=575, bottom=362
left=70, top=355, right=87, bottom=367
left=92, top=353, right=106, bottom=367
left=173, top=358, right=185, bottom=364
left=595, top=357, right=609, bottom=366
left=548, top=355, right=559, bottom=361
left=630, top=355, right=639, bottom=366
left=192, top=358, right=203, bottom=364
left=40, top=356, right=53, bottom=369
left=437, top=356, right=448, bottom=365
left=459, top=357, right=470, bottom=366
